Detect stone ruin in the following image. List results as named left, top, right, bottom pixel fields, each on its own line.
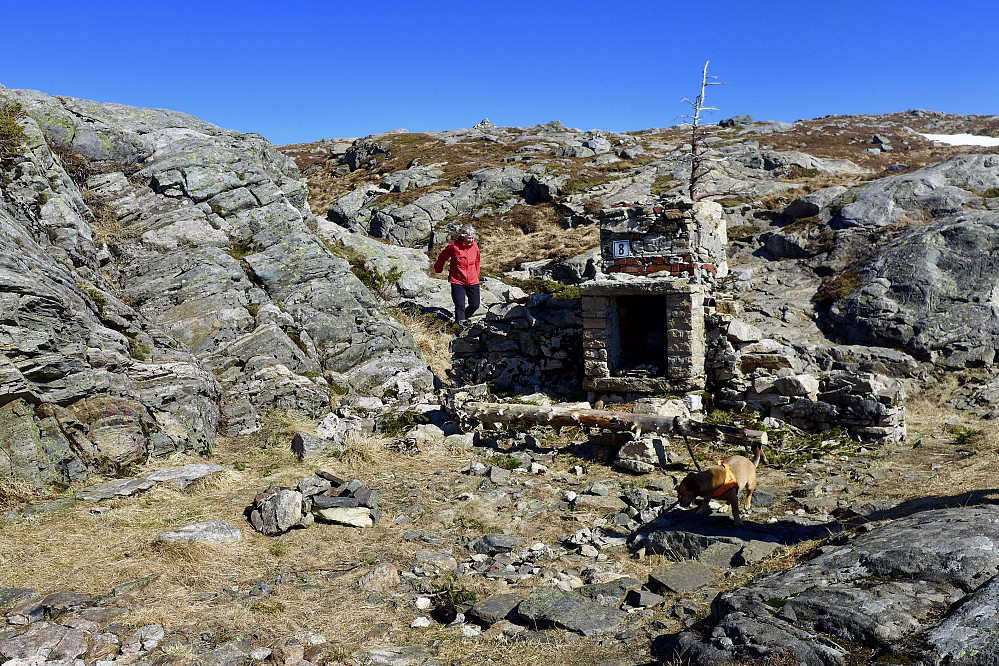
left=451, top=195, right=906, bottom=443
left=580, top=198, right=726, bottom=396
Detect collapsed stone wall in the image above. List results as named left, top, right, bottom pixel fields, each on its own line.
left=450, top=295, right=582, bottom=396
left=707, top=314, right=906, bottom=442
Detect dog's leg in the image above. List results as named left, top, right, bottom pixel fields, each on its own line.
left=697, top=497, right=711, bottom=514
left=731, top=498, right=743, bottom=526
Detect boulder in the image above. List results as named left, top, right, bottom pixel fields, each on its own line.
left=726, top=319, right=763, bottom=343
left=291, top=431, right=346, bottom=459
left=782, top=186, right=848, bottom=220
left=357, top=564, right=400, bottom=592
left=773, top=374, right=820, bottom=399
left=615, top=437, right=670, bottom=473
left=829, top=207, right=999, bottom=368
left=670, top=506, right=999, bottom=666
left=156, top=519, right=243, bottom=544
left=247, top=487, right=304, bottom=535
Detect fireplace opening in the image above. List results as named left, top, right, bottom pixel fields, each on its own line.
left=614, top=295, right=671, bottom=377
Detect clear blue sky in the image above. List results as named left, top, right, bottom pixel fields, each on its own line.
left=3, top=0, right=997, bottom=145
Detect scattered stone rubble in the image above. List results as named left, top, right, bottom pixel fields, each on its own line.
left=4, top=397, right=998, bottom=664
left=247, top=471, right=381, bottom=535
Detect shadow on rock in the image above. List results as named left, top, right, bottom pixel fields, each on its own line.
left=630, top=507, right=839, bottom=566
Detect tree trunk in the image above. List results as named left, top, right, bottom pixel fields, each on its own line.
left=461, top=401, right=767, bottom=448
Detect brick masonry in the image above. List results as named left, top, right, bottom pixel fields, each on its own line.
left=598, top=197, right=727, bottom=281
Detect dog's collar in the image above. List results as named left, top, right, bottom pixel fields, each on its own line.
left=709, top=461, right=738, bottom=498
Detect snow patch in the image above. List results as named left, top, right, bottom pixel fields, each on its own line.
left=918, top=133, right=999, bottom=147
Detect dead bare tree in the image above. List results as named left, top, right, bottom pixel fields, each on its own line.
left=681, top=61, right=728, bottom=200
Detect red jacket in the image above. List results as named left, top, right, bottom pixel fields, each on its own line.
left=434, top=240, right=481, bottom=285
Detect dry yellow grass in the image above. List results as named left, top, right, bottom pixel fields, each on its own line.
left=479, top=219, right=600, bottom=275
left=390, top=307, right=454, bottom=382
left=0, top=475, right=40, bottom=512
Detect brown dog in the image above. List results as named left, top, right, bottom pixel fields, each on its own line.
left=675, top=444, right=766, bottom=526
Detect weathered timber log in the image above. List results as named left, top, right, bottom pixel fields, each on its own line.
left=461, top=401, right=767, bottom=448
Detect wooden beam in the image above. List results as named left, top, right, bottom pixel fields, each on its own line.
left=461, top=401, right=766, bottom=448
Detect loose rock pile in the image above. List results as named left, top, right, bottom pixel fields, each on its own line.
left=708, top=316, right=906, bottom=442
left=247, top=471, right=381, bottom=535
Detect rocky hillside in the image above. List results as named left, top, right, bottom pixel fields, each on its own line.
left=4, top=85, right=999, bottom=666
left=0, top=87, right=433, bottom=486
left=286, top=109, right=999, bottom=396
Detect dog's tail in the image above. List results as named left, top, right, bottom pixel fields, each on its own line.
left=751, top=441, right=768, bottom=467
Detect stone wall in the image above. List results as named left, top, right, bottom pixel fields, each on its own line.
left=450, top=295, right=582, bottom=396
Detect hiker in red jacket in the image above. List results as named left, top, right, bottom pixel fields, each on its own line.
left=433, top=224, right=481, bottom=322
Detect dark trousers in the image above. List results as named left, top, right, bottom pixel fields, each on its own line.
left=451, top=283, right=480, bottom=321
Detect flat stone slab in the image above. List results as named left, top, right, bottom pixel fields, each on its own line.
left=156, top=519, right=242, bottom=544
left=735, top=540, right=781, bottom=565
left=697, top=542, right=743, bottom=568
left=145, top=464, right=226, bottom=489
left=471, top=534, right=526, bottom=555
left=7, top=593, right=95, bottom=625
left=626, top=589, right=665, bottom=608
left=0, top=589, right=37, bottom=612
left=311, top=496, right=359, bottom=509
left=22, top=499, right=75, bottom=517
left=516, top=587, right=628, bottom=636
left=0, top=622, right=88, bottom=660
left=649, top=561, right=716, bottom=594
left=76, top=478, right=156, bottom=502
left=315, top=506, right=372, bottom=527
left=468, top=593, right=524, bottom=627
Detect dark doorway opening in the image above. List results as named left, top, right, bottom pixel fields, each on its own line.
left=615, top=295, right=670, bottom=376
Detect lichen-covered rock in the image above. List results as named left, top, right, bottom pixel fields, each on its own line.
left=829, top=209, right=999, bottom=367
left=0, top=96, right=222, bottom=484
left=0, top=86, right=434, bottom=485
left=668, top=506, right=999, bottom=666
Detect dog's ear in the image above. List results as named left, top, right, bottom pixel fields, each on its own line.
left=676, top=472, right=696, bottom=490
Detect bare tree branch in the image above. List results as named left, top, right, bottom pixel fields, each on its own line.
left=682, top=61, right=728, bottom=200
